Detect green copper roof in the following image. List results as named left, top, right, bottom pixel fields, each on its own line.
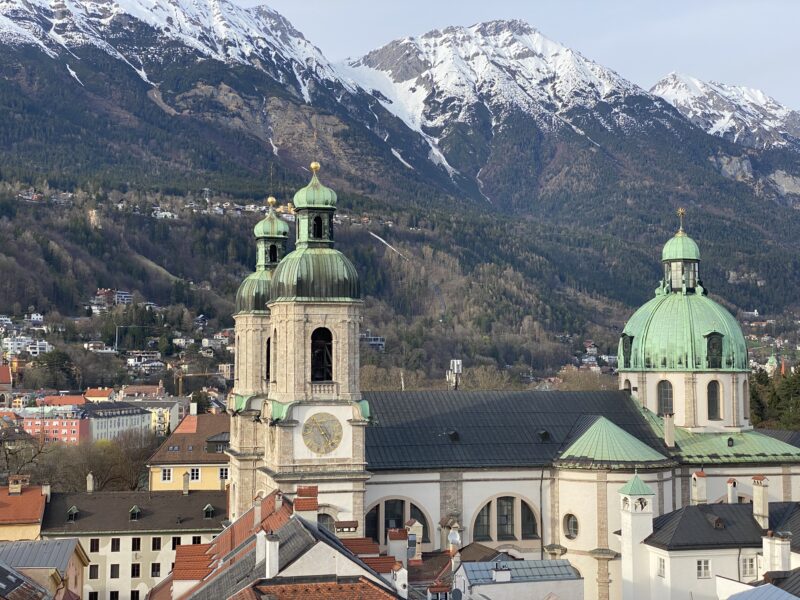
left=254, top=200, right=290, bottom=239
left=293, top=162, right=337, bottom=209
left=662, top=232, right=700, bottom=262
left=557, top=416, right=670, bottom=469
left=271, top=247, right=360, bottom=302
left=231, top=393, right=265, bottom=412
left=619, top=290, right=747, bottom=372
left=235, top=270, right=273, bottom=313
left=619, top=474, right=655, bottom=496
left=642, top=410, right=800, bottom=465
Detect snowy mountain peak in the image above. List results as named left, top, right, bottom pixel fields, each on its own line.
left=651, top=72, right=800, bottom=149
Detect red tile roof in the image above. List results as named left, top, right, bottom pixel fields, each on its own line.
left=387, top=529, right=407, bottom=540
left=254, top=577, right=397, bottom=599
left=362, top=556, right=400, bottom=573
left=39, top=395, right=86, bottom=406
left=0, top=366, right=11, bottom=385
left=0, top=485, right=46, bottom=524
left=341, top=538, right=380, bottom=556
left=296, top=486, right=318, bottom=498
left=293, top=497, right=319, bottom=512
left=148, top=413, right=229, bottom=466
left=84, top=388, right=113, bottom=399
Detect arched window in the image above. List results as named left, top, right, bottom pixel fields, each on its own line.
left=317, top=513, right=335, bottom=533
left=365, top=505, right=379, bottom=543
left=313, top=215, right=323, bottom=239
left=564, top=514, right=579, bottom=540
left=269, top=244, right=277, bottom=263
left=497, top=496, right=514, bottom=540
left=621, top=335, right=633, bottom=369
left=311, top=328, right=333, bottom=382
left=623, top=380, right=631, bottom=394
left=472, top=497, right=538, bottom=543
left=707, top=381, right=720, bottom=420
left=707, top=333, right=723, bottom=369
left=521, top=502, right=537, bottom=539
left=657, top=380, right=673, bottom=416
left=265, top=337, right=271, bottom=382
left=365, top=499, right=431, bottom=545
left=474, top=503, right=490, bottom=541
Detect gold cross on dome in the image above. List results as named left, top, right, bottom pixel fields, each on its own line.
left=677, top=207, right=686, bottom=234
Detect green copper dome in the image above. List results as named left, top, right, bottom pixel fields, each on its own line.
left=292, top=162, right=337, bottom=209
left=619, top=291, right=747, bottom=371
left=235, top=270, right=273, bottom=312
left=271, top=247, right=360, bottom=302
left=662, top=232, right=700, bottom=262
left=254, top=200, right=290, bottom=239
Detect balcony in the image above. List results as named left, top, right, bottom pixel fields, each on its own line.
left=309, top=382, right=338, bottom=400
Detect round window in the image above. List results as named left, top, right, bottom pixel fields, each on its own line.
left=564, top=514, right=579, bottom=540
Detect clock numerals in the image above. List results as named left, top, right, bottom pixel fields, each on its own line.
left=302, top=412, right=343, bottom=455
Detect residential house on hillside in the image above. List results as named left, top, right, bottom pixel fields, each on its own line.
left=0, top=476, right=49, bottom=541
left=0, top=538, right=88, bottom=600
left=0, top=365, right=11, bottom=408
left=147, top=412, right=229, bottom=492
left=41, top=479, right=226, bottom=600
left=84, top=388, right=116, bottom=403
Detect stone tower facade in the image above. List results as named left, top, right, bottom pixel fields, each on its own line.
left=228, top=164, right=370, bottom=532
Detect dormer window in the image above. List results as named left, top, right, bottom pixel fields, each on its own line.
left=130, top=506, right=141, bottom=521
left=706, top=333, right=723, bottom=369
left=203, top=504, right=215, bottom=519
left=67, top=506, right=79, bottom=522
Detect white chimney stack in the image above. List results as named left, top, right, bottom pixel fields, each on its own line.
left=691, top=471, right=707, bottom=505
left=255, top=530, right=267, bottom=564
left=86, top=472, right=94, bottom=494
left=253, top=497, right=263, bottom=529
left=392, top=562, right=408, bottom=600
left=663, top=413, right=675, bottom=449
left=727, top=478, right=738, bottom=504
left=41, top=483, right=51, bottom=503
left=762, top=531, right=791, bottom=572
left=753, top=475, right=769, bottom=529
left=491, top=563, right=512, bottom=583
left=182, top=471, right=190, bottom=495
left=265, top=533, right=280, bottom=579
left=190, top=402, right=198, bottom=416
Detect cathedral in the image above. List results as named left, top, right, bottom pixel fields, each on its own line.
left=226, top=164, right=800, bottom=600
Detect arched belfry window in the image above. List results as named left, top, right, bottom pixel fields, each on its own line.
left=311, top=328, right=333, bottom=382
left=621, top=334, right=633, bottom=369
left=265, top=337, right=271, bottom=382
left=313, top=215, right=323, bottom=239
left=657, top=380, right=673, bottom=416
left=707, top=333, right=723, bottom=369
left=708, top=381, right=720, bottom=420
left=269, top=244, right=278, bottom=263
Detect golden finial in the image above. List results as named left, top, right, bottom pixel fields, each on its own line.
left=310, top=161, right=320, bottom=174
left=267, top=196, right=277, bottom=207
left=676, top=207, right=686, bottom=236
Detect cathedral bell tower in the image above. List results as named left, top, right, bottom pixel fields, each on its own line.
left=227, top=197, right=289, bottom=519
left=231, top=162, right=370, bottom=531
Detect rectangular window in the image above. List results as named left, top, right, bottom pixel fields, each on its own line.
left=190, top=467, right=200, bottom=481
left=697, top=559, right=710, bottom=579
left=161, top=468, right=172, bottom=482
left=111, top=538, right=120, bottom=552
left=132, top=537, right=141, bottom=552
left=131, top=592, right=140, bottom=600
left=657, top=557, right=665, bottom=578
left=496, top=497, right=515, bottom=540
left=89, top=593, right=98, bottom=600
left=172, top=536, right=181, bottom=550
left=192, top=536, right=201, bottom=545
left=90, top=538, right=99, bottom=552
left=89, top=564, right=99, bottom=579
left=110, top=564, right=119, bottom=579
left=219, top=467, right=228, bottom=480
left=111, top=593, right=119, bottom=600
left=131, top=563, right=140, bottom=578
left=151, top=563, right=161, bottom=578
left=742, top=557, right=755, bottom=578
left=152, top=537, right=161, bottom=551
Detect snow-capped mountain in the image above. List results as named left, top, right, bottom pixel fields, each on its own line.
left=0, top=0, right=346, bottom=99
left=651, top=72, right=800, bottom=150
left=338, top=20, right=667, bottom=142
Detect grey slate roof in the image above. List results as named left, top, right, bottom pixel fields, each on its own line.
left=731, top=584, right=800, bottom=600
left=645, top=504, right=765, bottom=551
left=0, top=539, right=79, bottom=576
left=759, top=429, right=800, bottom=450
left=363, top=390, right=667, bottom=470
left=460, top=559, right=581, bottom=585
left=41, top=491, right=226, bottom=535
left=762, top=568, right=800, bottom=596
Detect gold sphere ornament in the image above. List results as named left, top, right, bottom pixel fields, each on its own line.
left=310, top=161, right=321, bottom=173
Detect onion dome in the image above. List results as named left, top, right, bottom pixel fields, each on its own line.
left=292, top=161, right=337, bottom=209
left=271, top=162, right=360, bottom=302
left=235, top=197, right=289, bottom=313
left=618, top=210, right=747, bottom=372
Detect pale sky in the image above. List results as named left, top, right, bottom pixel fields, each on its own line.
left=239, top=0, right=799, bottom=109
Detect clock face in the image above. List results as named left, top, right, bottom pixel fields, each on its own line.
left=302, top=412, right=343, bottom=455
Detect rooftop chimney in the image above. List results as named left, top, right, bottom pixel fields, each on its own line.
left=182, top=471, right=190, bottom=495
left=253, top=496, right=263, bottom=529
left=491, top=563, right=512, bottom=583
left=274, top=491, right=283, bottom=514
left=41, top=483, right=51, bottom=503
left=763, top=531, right=791, bottom=572
left=392, top=562, right=409, bottom=600
left=255, top=530, right=267, bottom=564
left=86, top=472, right=94, bottom=494
left=265, top=533, right=280, bottom=579
left=190, top=402, right=198, bottom=416
left=406, top=519, right=424, bottom=566
left=727, top=478, right=738, bottom=504
left=691, top=471, right=707, bottom=505
left=753, top=475, right=769, bottom=529
left=387, top=529, right=409, bottom=566
left=663, top=413, right=675, bottom=449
